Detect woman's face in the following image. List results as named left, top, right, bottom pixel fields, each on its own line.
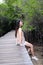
left=19, top=21, right=23, bottom=27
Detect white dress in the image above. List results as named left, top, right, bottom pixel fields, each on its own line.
left=16, top=28, right=26, bottom=46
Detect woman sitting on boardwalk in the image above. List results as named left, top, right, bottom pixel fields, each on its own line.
left=15, top=20, right=38, bottom=61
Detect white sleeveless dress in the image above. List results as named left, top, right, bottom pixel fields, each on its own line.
left=16, top=28, right=26, bottom=46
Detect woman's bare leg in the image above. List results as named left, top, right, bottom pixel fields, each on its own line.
left=25, top=41, right=34, bottom=56
left=28, top=48, right=31, bottom=53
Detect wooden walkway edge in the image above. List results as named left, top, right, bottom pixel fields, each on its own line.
left=0, top=30, right=33, bottom=65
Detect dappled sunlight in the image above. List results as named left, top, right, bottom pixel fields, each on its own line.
left=0, top=0, right=4, bottom=4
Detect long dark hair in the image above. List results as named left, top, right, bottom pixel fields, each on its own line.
left=15, top=20, right=20, bottom=37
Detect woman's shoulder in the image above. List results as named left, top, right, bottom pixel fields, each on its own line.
left=18, top=28, right=22, bottom=32
left=19, top=28, right=22, bottom=30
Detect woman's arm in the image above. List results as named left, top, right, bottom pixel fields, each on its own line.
left=18, top=28, right=22, bottom=44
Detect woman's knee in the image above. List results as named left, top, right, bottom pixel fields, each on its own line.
left=28, top=42, right=33, bottom=48
left=25, top=41, right=33, bottom=48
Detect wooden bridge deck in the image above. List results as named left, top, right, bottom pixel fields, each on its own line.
left=0, top=30, right=33, bottom=65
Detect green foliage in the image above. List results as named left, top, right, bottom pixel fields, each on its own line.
left=0, top=0, right=43, bottom=36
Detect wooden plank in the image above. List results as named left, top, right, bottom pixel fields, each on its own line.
left=0, top=31, right=33, bottom=65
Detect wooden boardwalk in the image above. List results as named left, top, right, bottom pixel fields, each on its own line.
left=0, top=30, right=33, bottom=65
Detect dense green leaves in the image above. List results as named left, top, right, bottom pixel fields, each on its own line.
left=0, top=0, right=43, bottom=36
left=0, top=0, right=43, bottom=21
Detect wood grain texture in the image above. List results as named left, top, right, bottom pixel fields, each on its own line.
left=0, top=30, right=33, bottom=65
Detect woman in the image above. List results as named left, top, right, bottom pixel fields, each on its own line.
left=15, top=20, right=38, bottom=61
